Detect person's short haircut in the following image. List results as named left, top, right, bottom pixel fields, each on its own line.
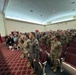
left=31, top=32, right=35, bottom=37
left=56, top=35, right=60, bottom=41
left=24, top=34, right=29, bottom=39
left=26, top=34, right=29, bottom=39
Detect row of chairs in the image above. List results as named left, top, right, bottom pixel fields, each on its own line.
left=39, top=42, right=64, bottom=74
left=39, top=43, right=49, bottom=75
left=0, top=37, right=6, bottom=43
left=39, top=42, right=50, bottom=53
left=62, top=42, right=76, bottom=75
left=39, top=41, right=76, bottom=75
left=1, top=36, right=76, bottom=75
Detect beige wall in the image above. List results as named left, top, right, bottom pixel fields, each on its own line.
left=4, top=18, right=76, bottom=35
left=46, top=20, right=76, bottom=31
left=5, top=19, right=44, bottom=34
left=0, top=13, right=5, bottom=36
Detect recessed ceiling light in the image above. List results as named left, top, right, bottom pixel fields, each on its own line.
left=72, top=9, right=75, bottom=11
left=41, top=15, right=42, bottom=16
left=30, top=10, right=33, bottom=12
left=71, top=1, right=75, bottom=4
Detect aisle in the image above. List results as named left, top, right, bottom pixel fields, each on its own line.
left=45, top=62, right=71, bottom=75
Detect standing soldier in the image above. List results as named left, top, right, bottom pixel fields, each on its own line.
left=51, top=36, right=62, bottom=72
left=67, top=32, right=73, bottom=45
left=22, top=34, right=30, bottom=58
left=28, top=32, right=43, bottom=75
left=18, top=33, right=24, bottom=50
left=60, top=31, right=68, bottom=46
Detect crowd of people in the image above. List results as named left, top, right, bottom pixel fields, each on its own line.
left=3, top=29, right=76, bottom=75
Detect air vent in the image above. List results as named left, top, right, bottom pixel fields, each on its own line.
left=41, top=15, right=42, bottom=17
left=30, top=10, right=33, bottom=12
left=71, top=1, right=75, bottom=4
left=72, top=9, right=75, bottom=11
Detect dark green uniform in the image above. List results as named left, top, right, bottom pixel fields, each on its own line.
left=29, top=38, right=43, bottom=75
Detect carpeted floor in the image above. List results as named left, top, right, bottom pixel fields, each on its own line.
left=0, top=44, right=72, bottom=75
left=0, top=44, right=34, bottom=75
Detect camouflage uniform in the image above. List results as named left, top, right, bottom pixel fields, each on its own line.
left=18, top=36, right=24, bottom=50
left=67, top=33, right=73, bottom=43
left=40, top=35, right=50, bottom=46
left=22, top=39, right=30, bottom=58
left=51, top=40, right=62, bottom=72
left=46, top=36, right=51, bottom=47
left=41, top=35, right=47, bottom=45
left=60, top=34, right=68, bottom=45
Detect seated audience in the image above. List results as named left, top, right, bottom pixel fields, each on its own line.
left=5, top=35, right=9, bottom=45
left=7, top=34, right=14, bottom=50
left=4, top=29, right=76, bottom=74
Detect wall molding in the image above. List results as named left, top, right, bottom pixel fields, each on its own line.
left=6, top=18, right=45, bottom=26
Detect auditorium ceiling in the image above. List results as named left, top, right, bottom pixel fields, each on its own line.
left=1, top=0, right=76, bottom=25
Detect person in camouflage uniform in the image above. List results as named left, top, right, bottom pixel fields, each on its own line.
left=51, top=36, right=62, bottom=72
left=40, top=33, right=51, bottom=47
left=60, top=31, right=68, bottom=45
left=40, top=33, right=47, bottom=45
left=28, top=32, right=43, bottom=75
left=22, top=34, right=30, bottom=58
left=18, top=33, right=24, bottom=50
left=67, top=32, right=73, bottom=43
